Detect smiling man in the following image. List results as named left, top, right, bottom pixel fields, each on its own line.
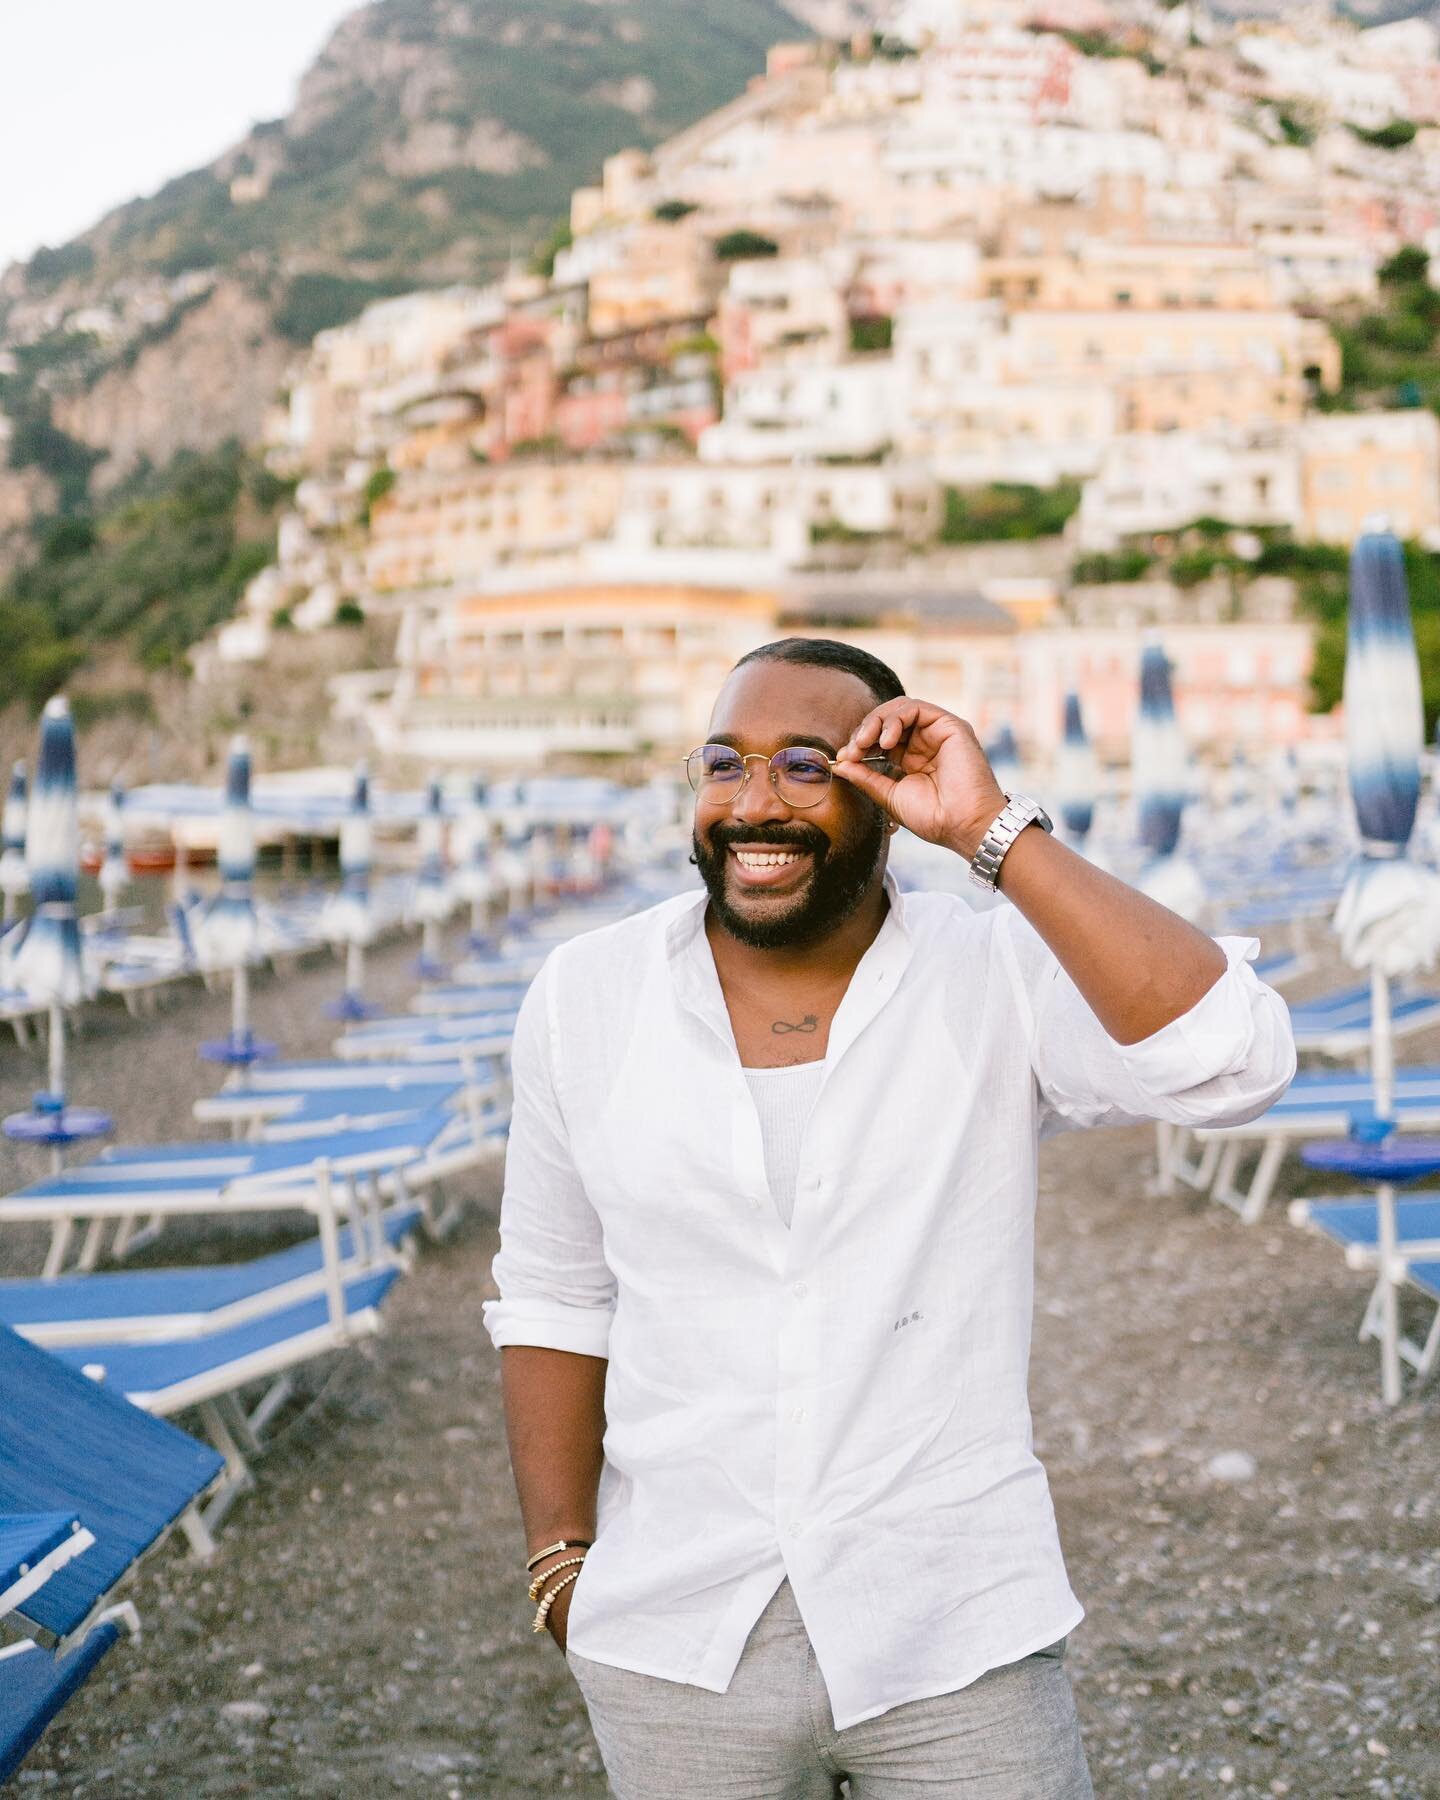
left=485, top=638, right=1295, bottom=1798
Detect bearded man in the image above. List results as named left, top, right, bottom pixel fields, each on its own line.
left=485, top=638, right=1294, bottom=1798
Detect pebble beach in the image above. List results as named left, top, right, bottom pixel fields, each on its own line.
left=3, top=929, right=1438, bottom=1799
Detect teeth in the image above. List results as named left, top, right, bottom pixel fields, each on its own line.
left=733, top=849, right=804, bottom=868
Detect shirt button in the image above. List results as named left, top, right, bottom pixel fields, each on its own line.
left=791, top=1280, right=808, bottom=1299
left=791, top=1406, right=806, bottom=1423
left=789, top=1520, right=806, bottom=1537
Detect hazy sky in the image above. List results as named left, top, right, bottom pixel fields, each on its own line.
left=0, top=0, right=365, bottom=272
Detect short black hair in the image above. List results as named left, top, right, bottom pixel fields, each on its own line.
left=731, top=637, right=905, bottom=711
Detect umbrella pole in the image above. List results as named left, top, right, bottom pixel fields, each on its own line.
left=47, top=1001, right=64, bottom=1102
left=1378, top=1179, right=1402, bottom=1406
left=233, top=962, right=249, bottom=1050
left=1371, top=965, right=1395, bottom=1120
left=346, top=940, right=364, bottom=999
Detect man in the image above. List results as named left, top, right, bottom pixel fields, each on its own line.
left=485, top=639, right=1294, bottom=1797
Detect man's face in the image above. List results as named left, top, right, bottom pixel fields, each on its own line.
left=691, top=660, right=890, bottom=951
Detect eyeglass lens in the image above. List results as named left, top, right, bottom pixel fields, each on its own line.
left=687, top=746, right=835, bottom=808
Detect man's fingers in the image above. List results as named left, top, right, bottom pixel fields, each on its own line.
left=831, top=759, right=899, bottom=812
left=842, top=698, right=949, bottom=758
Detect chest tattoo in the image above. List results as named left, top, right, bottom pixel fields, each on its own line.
left=771, top=1014, right=819, bottom=1035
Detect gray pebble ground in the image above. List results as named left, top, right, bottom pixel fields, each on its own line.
left=3, top=928, right=1438, bottom=1798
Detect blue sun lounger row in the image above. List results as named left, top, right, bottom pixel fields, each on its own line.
left=1, top=1149, right=411, bottom=1533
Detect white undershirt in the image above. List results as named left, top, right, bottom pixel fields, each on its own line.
left=742, top=1062, right=826, bottom=1228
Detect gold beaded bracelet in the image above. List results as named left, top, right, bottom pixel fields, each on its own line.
left=527, top=1554, right=588, bottom=1603
left=532, top=1567, right=582, bottom=1633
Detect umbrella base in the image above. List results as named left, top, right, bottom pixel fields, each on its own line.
left=3, top=1105, right=113, bottom=1149
left=199, top=1035, right=278, bottom=1070
left=325, top=992, right=379, bottom=1021
left=413, top=954, right=449, bottom=983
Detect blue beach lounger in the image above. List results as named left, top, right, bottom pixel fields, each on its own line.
left=1, top=1110, right=463, bottom=1276
left=0, top=1321, right=225, bottom=1642
left=0, top=1617, right=133, bottom=1785
left=1288, top=985, right=1440, bottom=1060
left=0, top=1199, right=422, bottom=1348
left=48, top=1264, right=403, bottom=1532
left=1167, top=1067, right=1440, bottom=1222
left=1290, top=1193, right=1440, bottom=1391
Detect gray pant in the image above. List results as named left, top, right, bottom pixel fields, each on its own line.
left=567, top=1580, right=1093, bottom=1799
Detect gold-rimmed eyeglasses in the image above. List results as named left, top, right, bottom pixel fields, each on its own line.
left=683, top=745, right=890, bottom=810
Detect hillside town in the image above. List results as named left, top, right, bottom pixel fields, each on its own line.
left=17, top=0, right=1440, bottom=774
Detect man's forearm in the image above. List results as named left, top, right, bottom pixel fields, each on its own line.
left=500, top=1345, right=607, bottom=1549
left=991, top=827, right=1226, bottom=1045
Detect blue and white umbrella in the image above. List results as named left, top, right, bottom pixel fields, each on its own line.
left=1132, top=639, right=1204, bottom=920
left=1332, top=528, right=1440, bottom=1114
left=986, top=724, right=1022, bottom=795
left=1, top=700, right=112, bottom=1161
left=410, top=777, right=453, bottom=974
left=193, top=737, right=264, bottom=1059
left=455, top=776, right=496, bottom=942
left=98, top=781, right=128, bottom=913
left=6, top=700, right=86, bottom=1011
left=1, top=761, right=28, bottom=920
left=323, top=762, right=375, bottom=1017
left=1054, top=691, right=1096, bottom=847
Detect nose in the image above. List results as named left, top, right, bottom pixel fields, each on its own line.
left=728, top=757, right=793, bottom=828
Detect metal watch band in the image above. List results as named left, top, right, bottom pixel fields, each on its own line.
left=968, top=794, right=1052, bottom=892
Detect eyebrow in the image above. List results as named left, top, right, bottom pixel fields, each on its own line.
left=708, top=733, right=839, bottom=756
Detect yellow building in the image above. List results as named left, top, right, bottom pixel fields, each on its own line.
left=393, top=583, right=780, bottom=765
left=1297, top=412, right=1440, bottom=544
left=1002, top=308, right=1338, bottom=433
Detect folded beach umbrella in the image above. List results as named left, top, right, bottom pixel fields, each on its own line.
left=410, top=777, right=453, bottom=976
left=193, top=738, right=265, bottom=1063
left=1132, top=639, right=1204, bottom=921
left=1, top=700, right=110, bottom=1161
left=98, top=781, right=128, bottom=914
left=1054, top=691, right=1096, bottom=847
left=6, top=700, right=86, bottom=1015
left=1, top=762, right=28, bottom=921
left=455, top=776, right=496, bottom=944
left=986, top=723, right=1022, bottom=795
left=323, top=763, right=375, bottom=1019
left=1331, top=527, right=1440, bottom=1114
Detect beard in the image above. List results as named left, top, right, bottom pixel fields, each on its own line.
left=692, top=807, right=888, bottom=950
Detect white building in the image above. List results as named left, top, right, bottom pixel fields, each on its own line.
left=1076, top=429, right=1302, bottom=549
left=700, top=360, right=911, bottom=463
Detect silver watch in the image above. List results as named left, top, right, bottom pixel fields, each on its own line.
left=968, top=794, right=1054, bottom=892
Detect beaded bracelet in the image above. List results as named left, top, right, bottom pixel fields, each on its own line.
left=532, top=1567, right=582, bottom=1634
left=528, top=1553, right=588, bottom=1603
left=525, top=1537, right=592, bottom=1572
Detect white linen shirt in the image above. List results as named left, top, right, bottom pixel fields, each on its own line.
left=483, top=879, right=1295, bottom=1730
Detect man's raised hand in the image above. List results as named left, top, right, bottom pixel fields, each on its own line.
left=832, top=698, right=1007, bottom=861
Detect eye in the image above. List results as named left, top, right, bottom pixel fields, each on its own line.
left=701, top=750, right=744, bottom=780
left=780, top=752, right=830, bottom=784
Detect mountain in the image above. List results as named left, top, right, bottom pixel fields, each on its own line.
left=0, top=0, right=820, bottom=502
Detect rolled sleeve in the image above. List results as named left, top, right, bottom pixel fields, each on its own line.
left=1005, top=920, right=1296, bottom=1134
left=482, top=958, right=615, bottom=1360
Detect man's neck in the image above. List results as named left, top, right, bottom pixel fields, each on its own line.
left=704, top=880, right=891, bottom=990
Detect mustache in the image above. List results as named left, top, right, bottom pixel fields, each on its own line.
left=708, top=822, right=828, bottom=854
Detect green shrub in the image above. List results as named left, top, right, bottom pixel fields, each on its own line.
left=941, top=482, right=1081, bottom=543
left=849, top=315, right=893, bottom=353
left=715, top=230, right=779, bottom=261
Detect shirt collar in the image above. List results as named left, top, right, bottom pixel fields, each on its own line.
left=665, top=870, right=914, bottom=1052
